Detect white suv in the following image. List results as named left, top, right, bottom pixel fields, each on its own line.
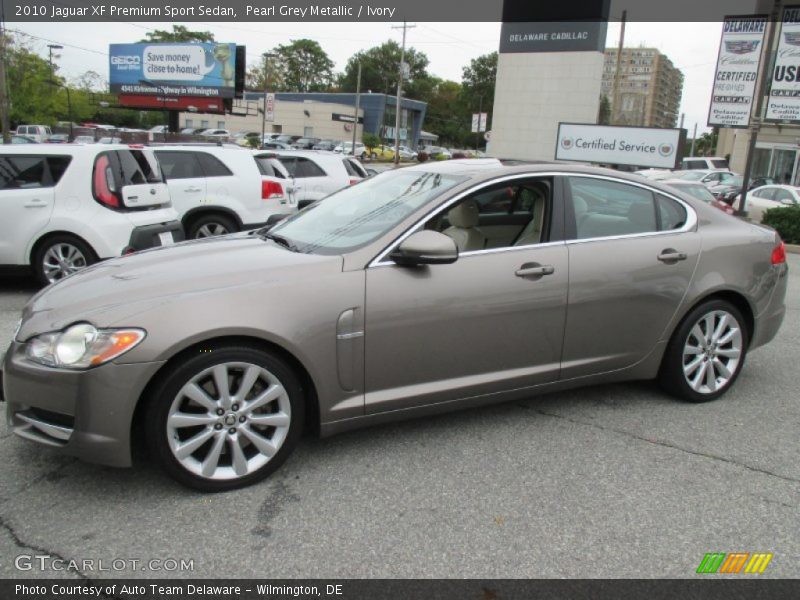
left=0, top=145, right=182, bottom=285
left=270, top=150, right=367, bottom=209
left=152, top=145, right=296, bottom=238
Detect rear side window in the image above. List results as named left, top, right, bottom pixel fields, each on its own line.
left=567, top=177, right=658, bottom=239
left=279, top=157, right=326, bottom=178
left=753, top=187, right=775, bottom=199
left=114, top=150, right=163, bottom=185
left=196, top=152, right=233, bottom=177
left=656, top=194, right=687, bottom=230
left=343, top=158, right=367, bottom=178
left=254, top=156, right=287, bottom=179
left=156, top=151, right=204, bottom=179
left=0, top=155, right=70, bottom=189
left=711, top=159, right=729, bottom=168
left=683, top=159, right=705, bottom=170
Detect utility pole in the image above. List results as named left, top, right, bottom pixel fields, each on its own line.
left=611, top=10, right=627, bottom=125
left=475, top=94, right=483, bottom=151
left=739, top=0, right=782, bottom=215
left=0, top=4, right=10, bottom=144
left=47, top=44, right=63, bottom=82
left=351, top=61, right=361, bottom=155
left=392, top=21, right=415, bottom=165
left=690, top=123, right=698, bottom=157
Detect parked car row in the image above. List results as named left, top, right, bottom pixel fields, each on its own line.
left=0, top=144, right=368, bottom=285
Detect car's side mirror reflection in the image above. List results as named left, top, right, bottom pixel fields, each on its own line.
left=390, top=230, right=459, bottom=267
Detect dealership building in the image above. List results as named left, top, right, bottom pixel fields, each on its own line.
left=179, top=92, right=428, bottom=147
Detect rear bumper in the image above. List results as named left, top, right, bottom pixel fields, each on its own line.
left=2, top=341, right=164, bottom=467
left=752, top=264, right=789, bottom=350
left=127, top=220, right=184, bottom=252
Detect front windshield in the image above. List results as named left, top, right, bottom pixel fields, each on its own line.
left=269, top=170, right=465, bottom=254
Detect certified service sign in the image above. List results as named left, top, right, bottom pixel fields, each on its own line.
left=555, top=123, right=685, bottom=169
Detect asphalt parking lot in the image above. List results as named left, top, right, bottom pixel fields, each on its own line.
left=0, top=256, right=798, bottom=580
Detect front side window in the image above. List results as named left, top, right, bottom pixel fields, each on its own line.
left=0, top=156, right=49, bottom=189
left=269, top=170, right=465, bottom=254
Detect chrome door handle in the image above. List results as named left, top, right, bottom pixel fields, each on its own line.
left=515, top=263, right=555, bottom=278
left=184, top=187, right=202, bottom=193
left=24, top=200, right=47, bottom=208
left=658, top=249, right=687, bottom=263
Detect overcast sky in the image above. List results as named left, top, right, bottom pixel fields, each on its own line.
left=8, top=20, right=721, bottom=135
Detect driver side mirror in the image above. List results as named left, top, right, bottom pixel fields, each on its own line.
left=390, top=230, right=459, bottom=267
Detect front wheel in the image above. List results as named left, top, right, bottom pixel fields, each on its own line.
left=145, top=346, right=305, bottom=491
left=187, top=214, right=238, bottom=239
left=659, top=299, right=748, bottom=402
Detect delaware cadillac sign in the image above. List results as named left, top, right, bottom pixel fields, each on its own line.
left=767, top=5, right=800, bottom=122
left=708, top=15, right=767, bottom=128
left=555, top=123, right=685, bottom=169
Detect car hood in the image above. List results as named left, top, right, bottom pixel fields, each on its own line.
left=17, top=234, right=343, bottom=340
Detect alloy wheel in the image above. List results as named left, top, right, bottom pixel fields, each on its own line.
left=166, top=361, right=292, bottom=481
left=195, top=223, right=229, bottom=238
left=681, top=310, right=743, bottom=395
left=42, top=243, right=88, bottom=283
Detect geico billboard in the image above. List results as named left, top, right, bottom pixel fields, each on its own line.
left=555, top=123, right=685, bottom=169
left=109, top=42, right=236, bottom=98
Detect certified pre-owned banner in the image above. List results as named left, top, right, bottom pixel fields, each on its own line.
left=767, top=5, right=800, bottom=121
left=109, top=42, right=237, bottom=98
left=555, top=123, right=685, bottom=169
left=708, top=15, right=767, bottom=128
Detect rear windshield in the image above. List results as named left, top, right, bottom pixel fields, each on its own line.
left=342, top=158, right=367, bottom=178
left=254, top=156, right=287, bottom=179
left=115, top=150, right=163, bottom=184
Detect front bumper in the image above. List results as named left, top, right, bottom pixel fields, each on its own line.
left=2, top=342, right=164, bottom=467
left=127, top=220, right=184, bottom=253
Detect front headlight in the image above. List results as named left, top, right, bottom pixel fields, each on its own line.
left=25, top=323, right=146, bottom=369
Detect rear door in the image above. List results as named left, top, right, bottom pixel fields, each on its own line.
left=561, top=175, right=701, bottom=378
left=0, top=155, right=63, bottom=264
left=154, top=150, right=207, bottom=217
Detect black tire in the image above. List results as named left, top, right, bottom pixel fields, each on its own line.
left=144, top=345, right=305, bottom=492
left=659, top=299, right=749, bottom=403
left=32, top=234, right=97, bottom=286
left=186, top=214, right=238, bottom=239
left=360, top=152, right=367, bottom=160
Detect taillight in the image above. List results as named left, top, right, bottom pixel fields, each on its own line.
left=92, top=154, right=119, bottom=208
left=348, top=178, right=359, bottom=185
left=262, top=180, right=284, bottom=200
left=771, top=241, right=786, bottom=265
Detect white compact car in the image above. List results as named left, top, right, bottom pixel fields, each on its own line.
left=0, top=144, right=182, bottom=285
left=270, top=150, right=368, bottom=209
left=153, top=145, right=296, bottom=238
left=743, top=184, right=800, bottom=222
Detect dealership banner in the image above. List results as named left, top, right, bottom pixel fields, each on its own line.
left=708, top=15, right=767, bottom=128
left=555, top=123, right=685, bottom=169
left=109, top=43, right=237, bottom=98
left=767, top=5, right=800, bottom=121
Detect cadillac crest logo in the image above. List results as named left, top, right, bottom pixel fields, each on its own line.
left=560, top=137, right=574, bottom=150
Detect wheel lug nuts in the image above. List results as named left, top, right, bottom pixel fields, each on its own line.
left=231, top=403, right=239, bottom=411
left=239, top=416, right=246, bottom=423
left=214, top=423, right=223, bottom=430
left=228, top=428, right=236, bottom=434
left=216, top=408, right=224, bottom=416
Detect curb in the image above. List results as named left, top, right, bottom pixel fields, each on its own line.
left=786, top=244, right=800, bottom=255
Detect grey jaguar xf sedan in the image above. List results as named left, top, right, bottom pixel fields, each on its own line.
left=2, top=159, right=788, bottom=491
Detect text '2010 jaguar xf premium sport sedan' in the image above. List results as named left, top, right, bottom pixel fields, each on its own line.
left=2, top=159, right=788, bottom=490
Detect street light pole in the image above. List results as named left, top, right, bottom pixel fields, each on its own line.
left=47, top=44, right=63, bottom=82
left=475, top=94, right=483, bottom=151
left=392, top=21, right=415, bottom=165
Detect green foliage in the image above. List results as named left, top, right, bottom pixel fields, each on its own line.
left=598, top=94, right=611, bottom=125
left=274, top=39, right=335, bottom=92
left=139, top=25, right=214, bottom=43
left=339, top=41, right=431, bottom=98
left=362, top=132, right=381, bottom=150
left=761, top=205, right=800, bottom=244
left=460, top=52, right=497, bottom=118
left=246, top=54, right=283, bottom=91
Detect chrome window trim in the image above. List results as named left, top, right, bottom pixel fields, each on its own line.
left=367, top=171, right=698, bottom=268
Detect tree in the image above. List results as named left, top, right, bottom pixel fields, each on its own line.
left=339, top=41, right=431, bottom=98
left=598, top=94, right=611, bottom=125
left=3, top=33, right=63, bottom=125
left=460, top=52, right=497, bottom=120
left=362, top=132, right=381, bottom=150
left=139, top=25, right=214, bottom=43
left=272, top=39, right=334, bottom=92
left=424, top=79, right=472, bottom=147
left=245, top=54, right=284, bottom=91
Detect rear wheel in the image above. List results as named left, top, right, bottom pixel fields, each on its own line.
left=187, top=214, right=238, bottom=239
left=33, top=235, right=97, bottom=286
left=145, top=346, right=305, bottom=491
left=659, top=299, right=748, bottom=402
